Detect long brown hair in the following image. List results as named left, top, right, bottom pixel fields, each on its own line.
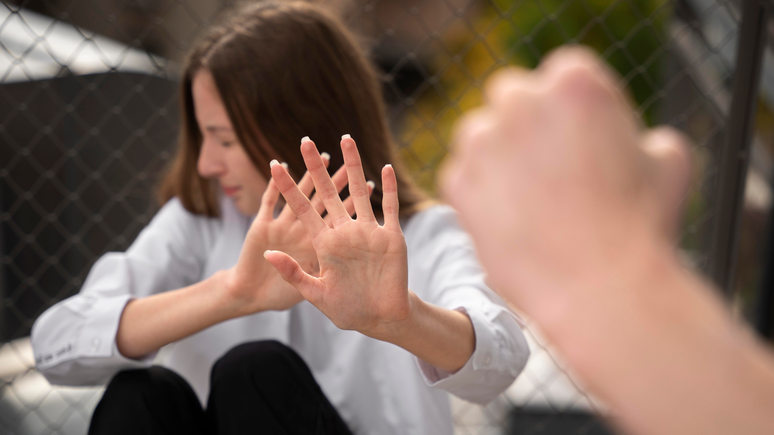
left=158, top=1, right=428, bottom=218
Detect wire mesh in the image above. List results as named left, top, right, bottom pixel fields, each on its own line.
left=0, top=0, right=745, bottom=434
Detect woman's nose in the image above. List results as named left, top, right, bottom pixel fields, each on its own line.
left=197, top=139, right=226, bottom=178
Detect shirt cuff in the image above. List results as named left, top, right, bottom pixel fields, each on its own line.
left=35, top=294, right=155, bottom=382
left=415, top=303, right=531, bottom=404
left=417, top=307, right=500, bottom=389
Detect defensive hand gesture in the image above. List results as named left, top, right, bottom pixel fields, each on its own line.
left=264, top=136, right=410, bottom=339
left=224, top=153, right=372, bottom=315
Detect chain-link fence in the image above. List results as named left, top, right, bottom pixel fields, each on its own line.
left=1, top=0, right=768, bottom=434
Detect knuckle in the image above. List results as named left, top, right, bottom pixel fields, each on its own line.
left=645, top=127, right=692, bottom=174
left=549, top=63, right=611, bottom=110
left=543, top=45, right=601, bottom=74
left=349, top=184, right=369, bottom=198
left=455, top=110, right=495, bottom=156
left=294, top=199, right=311, bottom=215
left=553, top=62, right=597, bottom=91
left=290, top=263, right=305, bottom=282
left=650, top=126, right=691, bottom=151
left=383, top=201, right=398, bottom=215
left=320, top=186, right=339, bottom=200
left=486, top=66, right=529, bottom=100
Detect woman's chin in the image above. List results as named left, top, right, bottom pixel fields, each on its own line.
left=233, top=196, right=260, bottom=217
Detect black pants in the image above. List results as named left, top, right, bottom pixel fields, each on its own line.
left=88, top=340, right=353, bottom=435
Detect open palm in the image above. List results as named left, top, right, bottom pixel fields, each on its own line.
left=226, top=155, right=370, bottom=316
left=265, top=137, right=410, bottom=338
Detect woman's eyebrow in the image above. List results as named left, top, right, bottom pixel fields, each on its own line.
left=205, top=126, right=234, bottom=133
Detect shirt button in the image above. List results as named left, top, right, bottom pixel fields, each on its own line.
left=91, top=338, right=100, bottom=351
left=484, top=354, right=492, bottom=367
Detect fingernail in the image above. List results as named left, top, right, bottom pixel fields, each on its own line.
left=341, top=134, right=351, bottom=140
left=321, top=152, right=331, bottom=160
left=301, top=136, right=311, bottom=143
left=366, top=180, right=375, bottom=189
left=384, top=164, right=393, bottom=168
left=281, top=162, right=288, bottom=169
left=270, top=159, right=279, bottom=167
left=263, top=250, right=272, bottom=259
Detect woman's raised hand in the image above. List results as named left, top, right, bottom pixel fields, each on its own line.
left=264, top=136, right=410, bottom=339
left=223, top=153, right=372, bottom=316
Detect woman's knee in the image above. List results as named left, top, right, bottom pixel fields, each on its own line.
left=103, top=366, right=194, bottom=404
left=91, top=366, right=204, bottom=435
left=211, top=340, right=305, bottom=388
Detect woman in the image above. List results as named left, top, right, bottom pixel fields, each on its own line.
left=31, top=2, right=530, bottom=434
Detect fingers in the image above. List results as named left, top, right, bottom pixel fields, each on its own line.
left=484, top=47, right=635, bottom=135
left=300, top=138, right=350, bottom=226
left=340, top=135, right=376, bottom=222
left=640, top=127, right=692, bottom=239
left=256, top=179, right=280, bottom=222
left=310, top=163, right=349, bottom=217
left=279, top=152, right=331, bottom=221
left=381, top=164, right=400, bottom=232
left=539, top=46, right=639, bottom=129
left=539, top=46, right=622, bottom=93
left=484, top=66, right=537, bottom=110
left=299, top=152, right=331, bottom=197
left=325, top=180, right=375, bottom=225
left=263, top=249, right=319, bottom=298
left=450, top=107, right=499, bottom=165
left=270, top=159, right=328, bottom=238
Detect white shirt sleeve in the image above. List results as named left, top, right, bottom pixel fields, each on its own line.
left=30, top=198, right=219, bottom=386
left=405, top=206, right=530, bottom=404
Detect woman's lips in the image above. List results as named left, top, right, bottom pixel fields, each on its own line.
left=222, top=186, right=241, bottom=197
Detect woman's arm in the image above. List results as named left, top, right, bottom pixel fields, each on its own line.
left=116, top=162, right=368, bottom=359
left=31, top=198, right=217, bottom=385
left=265, top=136, right=476, bottom=373
left=362, top=290, right=475, bottom=373
left=115, top=270, right=233, bottom=359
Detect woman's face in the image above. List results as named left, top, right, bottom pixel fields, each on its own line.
left=192, top=69, right=268, bottom=216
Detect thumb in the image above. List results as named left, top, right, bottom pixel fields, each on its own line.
left=640, top=127, right=692, bottom=240
left=263, top=250, right=319, bottom=297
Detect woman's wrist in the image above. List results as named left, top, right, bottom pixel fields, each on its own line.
left=362, top=290, right=421, bottom=343
left=117, top=270, right=247, bottom=359
left=212, top=268, right=261, bottom=319
left=365, top=291, right=475, bottom=373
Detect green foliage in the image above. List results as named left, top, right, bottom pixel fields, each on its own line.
left=397, top=0, right=674, bottom=194
left=494, top=0, right=671, bottom=123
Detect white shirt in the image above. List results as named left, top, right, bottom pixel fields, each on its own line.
left=31, top=197, right=530, bottom=435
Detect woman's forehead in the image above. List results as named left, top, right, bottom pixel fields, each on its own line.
left=192, top=71, right=234, bottom=132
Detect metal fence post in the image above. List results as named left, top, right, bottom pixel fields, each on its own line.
left=754, top=185, right=774, bottom=337
left=708, top=0, right=770, bottom=296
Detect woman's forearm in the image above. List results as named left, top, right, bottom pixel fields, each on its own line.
left=371, top=290, right=475, bottom=373
left=115, top=270, right=239, bottom=359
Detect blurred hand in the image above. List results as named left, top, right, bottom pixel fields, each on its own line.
left=264, top=137, right=411, bottom=339
left=224, top=154, right=373, bottom=315
left=440, top=46, right=690, bottom=328
left=440, top=46, right=774, bottom=435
